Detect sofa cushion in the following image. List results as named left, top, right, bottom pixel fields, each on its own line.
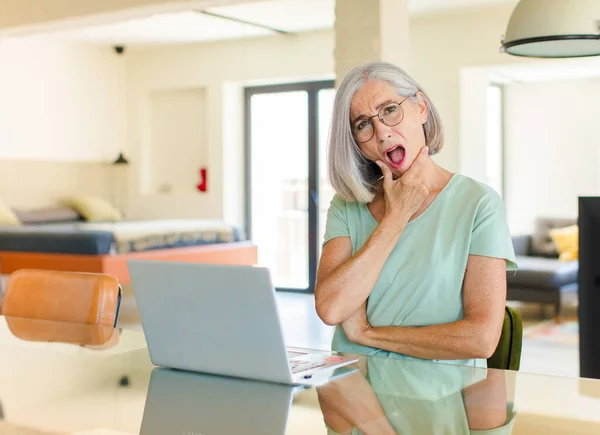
left=530, top=217, right=576, bottom=257
left=508, top=255, right=578, bottom=289
left=549, top=224, right=578, bottom=261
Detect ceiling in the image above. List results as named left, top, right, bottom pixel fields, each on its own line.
left=30, top=0, right=518, bottom=47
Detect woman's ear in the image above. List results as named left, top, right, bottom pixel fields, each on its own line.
left=415, top=91, right=429, bottom=124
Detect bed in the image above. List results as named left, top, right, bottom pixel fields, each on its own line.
left=0, top=217, right=257, bottom=283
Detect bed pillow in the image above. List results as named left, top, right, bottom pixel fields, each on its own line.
left=14, top=207, right=82, bottom=224
left=0, top=200, right=22, bottom=226
left=65, top=196, right=123, bottom=222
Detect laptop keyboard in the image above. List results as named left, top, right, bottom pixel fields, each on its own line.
left=289, top=359, right=327, bottom=374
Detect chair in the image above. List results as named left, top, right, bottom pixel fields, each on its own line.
left=5, top=316, right=120, bottom=349
left=487, top=306, right=523, bottom=371
left=0, top=269, right=121, bottom=327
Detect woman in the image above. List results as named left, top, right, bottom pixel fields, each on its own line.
left=314, top=61, right=517, bottom=368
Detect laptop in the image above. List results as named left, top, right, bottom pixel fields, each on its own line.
left=127, top=259, right=358, bottom=385
left=140, top=367, right=295, bottom=435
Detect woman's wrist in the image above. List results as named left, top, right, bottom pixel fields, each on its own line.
left=380, top=212, right=409, bottom=235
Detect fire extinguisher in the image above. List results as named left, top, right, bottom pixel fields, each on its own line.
left=197, top=167, right=207, bottom=192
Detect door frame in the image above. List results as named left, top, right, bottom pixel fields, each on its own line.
left=244, top=80, right=335, bottom=293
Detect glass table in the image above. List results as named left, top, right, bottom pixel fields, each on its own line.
left=0, top=315, right=598, bottom=435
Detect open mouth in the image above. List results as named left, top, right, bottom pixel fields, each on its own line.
left=385, top=145, right=406, bottom=169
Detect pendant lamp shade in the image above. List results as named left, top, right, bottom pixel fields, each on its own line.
left=501, top=0, right=600, bottom=58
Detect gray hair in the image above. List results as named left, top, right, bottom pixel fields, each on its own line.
left=327, top=61, right=444, bottom=203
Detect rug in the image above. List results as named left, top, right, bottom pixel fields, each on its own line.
left=523, top=320, right=579, bottom=345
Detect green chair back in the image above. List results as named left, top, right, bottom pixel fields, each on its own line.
left=487, top=306, right=523, bottom=371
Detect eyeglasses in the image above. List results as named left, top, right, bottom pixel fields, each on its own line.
left=351, top=96, right=411, bottom=143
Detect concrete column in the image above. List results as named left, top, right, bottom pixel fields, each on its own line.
left=334, top=0, right=410, bottom=84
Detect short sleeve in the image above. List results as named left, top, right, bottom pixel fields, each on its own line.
left=323, top=194, right=350, bottom=247
left=470, top=189, right=517, bottom=271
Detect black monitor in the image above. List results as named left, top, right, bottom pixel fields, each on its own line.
left=578, top=197, right=600, bottom=379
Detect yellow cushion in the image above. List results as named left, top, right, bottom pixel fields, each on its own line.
left=0, top=199, right=21, bottom=226
left=548, top=224, right=578, bottom=262
left=65, top=196, right=122, bottom=222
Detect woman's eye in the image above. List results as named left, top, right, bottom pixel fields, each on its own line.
left=383, top=104, right=397, bottom=114
left=356, top=120, right=369, bottom=131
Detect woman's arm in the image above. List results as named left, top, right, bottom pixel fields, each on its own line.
left=314, top=216, right=407, bottom=326
left=315, top=147, right=431, bottom=326
left=343, top=254, right=507, bottom=360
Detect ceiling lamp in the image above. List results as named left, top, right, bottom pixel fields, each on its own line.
left=112, top=152, right=130, bottom=165
left=501, top=0, right=600, bottom=58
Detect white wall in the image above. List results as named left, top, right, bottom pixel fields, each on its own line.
left=0, top=37, right=126, bottom=162
left=126, top=29, right=334, bottom=222
left=125, top=4, right=526, bottom=223
left=409, top=4, right=523, bottom=173
left=503, top=78, right=600, bottom=234
left=0, top=3, right=555, bottom=224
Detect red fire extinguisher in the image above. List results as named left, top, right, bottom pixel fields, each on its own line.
left=197, top=168, right=207, bottom=192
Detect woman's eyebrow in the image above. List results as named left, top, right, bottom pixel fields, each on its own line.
left=351, top=99, right=394, bottom=124
left=375, top=99, right=394, bottom=111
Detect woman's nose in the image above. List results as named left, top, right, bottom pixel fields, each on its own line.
left=373, top=118, right=392, bottom=142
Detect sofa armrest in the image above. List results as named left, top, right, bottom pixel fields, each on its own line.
left=512, top=234, right=531, bottom=256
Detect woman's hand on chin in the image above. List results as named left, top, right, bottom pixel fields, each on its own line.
left=376, top=146, right=430, bottom=223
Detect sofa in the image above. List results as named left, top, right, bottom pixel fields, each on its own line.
left=507, top=217, right=578, bottom=320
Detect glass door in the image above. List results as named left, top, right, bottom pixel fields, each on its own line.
left=318, top=88, right=337, bottom=261
left=245, top=81, right=335, bottom=292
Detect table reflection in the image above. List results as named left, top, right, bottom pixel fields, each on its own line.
left=316, top=357, right=516, bottom=435
left=135, top=354, right=518, bottom=435
left=139, top=367, right=298, bottom=435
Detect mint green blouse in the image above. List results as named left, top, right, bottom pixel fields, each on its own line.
left=322, top=174, right=517, bottom=368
